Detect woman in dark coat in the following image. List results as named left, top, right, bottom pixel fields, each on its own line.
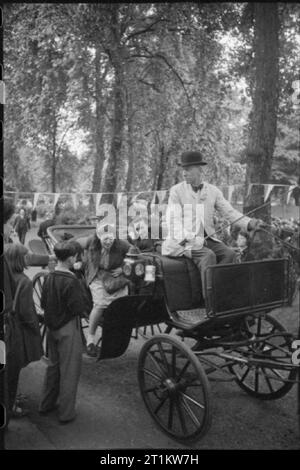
left=4, top=243, right=43, bottom=417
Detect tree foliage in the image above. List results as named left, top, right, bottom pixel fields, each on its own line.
left=4, top=3, right=300, bottom=201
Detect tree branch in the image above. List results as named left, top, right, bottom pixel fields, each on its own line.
left=56, top=120, right=77, bottom=161
left=138, top=78, right=161, bottom=92
left=124, top=18, right=168, bottom=43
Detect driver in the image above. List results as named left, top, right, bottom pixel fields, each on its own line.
left=162, top=150, right=262, bottom=298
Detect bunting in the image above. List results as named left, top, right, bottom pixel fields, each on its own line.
left=95, top=193, right=102, bottom=210
left=117, top=193, right=123, bottom=208
left=156, top=190, right=167, bottom=204
left=32, top=192, right=40, bottom=210
left=246, top=184, right=253, bottom=198
left=3, top=184, right=299, bottom=212
left=71, top=193, right=78, bottom=210
left=286, top=185, right=297, bottom=205
left=53, top=193, right=60, bottom=208
left=264, top=184, right=274, bottom=202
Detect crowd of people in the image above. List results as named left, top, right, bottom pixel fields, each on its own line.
left=2, top=152, right=299, bottom=428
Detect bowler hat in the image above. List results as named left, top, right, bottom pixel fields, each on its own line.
left=179, top=151, right=207, bottom=167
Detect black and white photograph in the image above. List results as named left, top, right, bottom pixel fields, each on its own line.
left=1, top=2, right=300, bottom=453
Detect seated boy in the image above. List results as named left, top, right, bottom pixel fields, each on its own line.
left=39, top=240, right=86, bottom=424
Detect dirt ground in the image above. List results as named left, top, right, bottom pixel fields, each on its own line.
left=3, top=224, right=300, bottom=450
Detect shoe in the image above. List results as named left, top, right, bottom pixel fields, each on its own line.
left=10, top=405, right=29, bottom=418
left=39, top=404, right=59, bottom=415
left=59, top=415, right=76, bottom=425
left=86, top=343, right=97, bottom=357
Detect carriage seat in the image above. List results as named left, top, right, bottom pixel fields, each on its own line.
left=157, top=256, right=204, bottom=320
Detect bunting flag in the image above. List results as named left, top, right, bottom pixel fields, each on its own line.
left=117, top=193, right=123, bottom=208
left=95, top=193, right=102, bottom=210
left=32, top=192, right=40, bottom=210
left=71, top=193, right=78, bottom=210
left=264, top=184, right=274, bottom=202
left=286, top=185, right=297, bottom=204
left=3, top=184, right=300, bottom=209
left=53, top=193, right=61, bottom=209
left=227, top=185, right=234, bottom=203
left=156, top=190, right=167, bottom=204
left=246, top=184, right=253, bottom=197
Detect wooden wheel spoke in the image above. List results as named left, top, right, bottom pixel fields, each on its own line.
left=180, top=391, right=205, bottom=410
left=167, top=397, right=175, bottom=430
left=260, top=367, right=275, bottom=393
left=263, top=340, right=291, bottom=358
left=180, top=394, right=202, bottom=428
left=175, top=396, right=187, bottom=435
left=148, top=351, right=168, bottom=378
left=176, top=359, right=191, bottom=383
left=256, top=317, right=262, bottom=336
left=154, top=394, right=169, bottom=415
left=157, top=343, right=171, bottom=375
left=267, top=367, right=285, bottom=382
left=143, top=366, right=164, bottom=383
left=254, top=367, right=260, bottom=392
left=239, top=366, right=250, bottom=383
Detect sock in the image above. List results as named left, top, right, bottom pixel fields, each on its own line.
left=87, top=334, right=95, bottom=346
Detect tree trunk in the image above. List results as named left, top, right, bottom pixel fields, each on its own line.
left=92, top=46, right=106, bottom=193
left=152, top=142, right=168, bottom=191
left=244, top=3, right=279, bottom=222
left=51, top=122, right=57, bottom=193
left=125, top=91, right=134, bottom=192
left=102, top=53, right=125, bottom=193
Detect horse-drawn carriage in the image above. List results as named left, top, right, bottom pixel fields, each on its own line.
left=29, top=224, right=299, bottom=443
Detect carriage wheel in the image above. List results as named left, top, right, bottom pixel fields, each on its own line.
left=32, top=271, right=48, bottom=357
left=138, top=334, right=211, bottom=442
left=229, top=314, right=297, bottom=400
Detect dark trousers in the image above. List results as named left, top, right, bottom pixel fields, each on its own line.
left=39, top=317, right=83, bottom=422
left=191, top=238, right=237, bottom=298
left=5, top=352, right=22, bottom=411
left=17, top=231, right=26, bottom=245
left=206, top=238, right=237, bottom=264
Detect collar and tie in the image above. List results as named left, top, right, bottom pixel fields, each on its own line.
left=100, top=247, right=110, bottom=269
left=191, top=183, right=203, bottom=193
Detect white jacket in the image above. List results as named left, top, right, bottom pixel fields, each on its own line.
left=162, top=181, right=250, bottom=257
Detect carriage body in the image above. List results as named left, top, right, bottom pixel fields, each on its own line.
left=29, top=224, right=299, bottom=443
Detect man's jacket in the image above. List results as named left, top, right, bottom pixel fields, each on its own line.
left=83, top=236, right=131, bottom=285
left=162, top=181, right=250, bottom=257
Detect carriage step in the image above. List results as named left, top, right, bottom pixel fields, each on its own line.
left=176, top=308, right=207, bottom=324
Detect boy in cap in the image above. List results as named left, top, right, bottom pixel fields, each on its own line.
left=39, top=240, right=86, bottom=423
